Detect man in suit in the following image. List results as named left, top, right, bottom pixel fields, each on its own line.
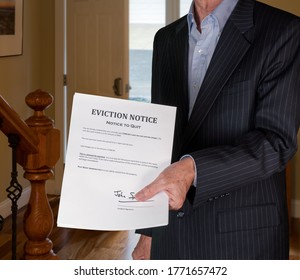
left=132, top=0, right=300, bottom=260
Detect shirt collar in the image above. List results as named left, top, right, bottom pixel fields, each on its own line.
left=187, top=0, right=238, bottom=35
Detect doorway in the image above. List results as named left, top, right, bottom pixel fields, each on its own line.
left=129, top=0, right=192, bottom=103
left=129, top=0, right=165, bottom=102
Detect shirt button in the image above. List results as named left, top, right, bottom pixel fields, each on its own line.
left=177, top=211, right=185, bottom=218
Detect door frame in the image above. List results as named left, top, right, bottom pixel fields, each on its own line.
left=166, top=0, right=180, bottom=24
left=52, top=0, right=66, bottom=194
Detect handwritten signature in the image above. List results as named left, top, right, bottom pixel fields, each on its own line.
left=114, top=190, right=136, bottom=201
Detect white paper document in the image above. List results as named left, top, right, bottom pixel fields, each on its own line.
left=57, top=93, right=176, bottom=231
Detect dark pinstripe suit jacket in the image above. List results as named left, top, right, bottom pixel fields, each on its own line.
left=138, top=0, right=300, bottom=259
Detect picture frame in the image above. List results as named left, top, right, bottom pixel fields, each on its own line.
left=0, top=0, right=23, bottom=57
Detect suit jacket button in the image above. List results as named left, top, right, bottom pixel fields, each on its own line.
left=177, top=211, right=185, bottom=218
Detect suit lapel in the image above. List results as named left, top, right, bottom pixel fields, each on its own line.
left=166, top=19, right=190, bottom=160
left=183, top=0, right=255, bottom=146
left=170, top=19, right=189, bottom=119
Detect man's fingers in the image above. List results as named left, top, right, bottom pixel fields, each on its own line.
left=132, top=235, right=152, bottom=260
left=134, top=189, right=147, bottom=201
left=135, top=182, right=162, bottom=201
left=135, top=158, right=195, bottom=207
left=135, top=185, right=154, bottom=201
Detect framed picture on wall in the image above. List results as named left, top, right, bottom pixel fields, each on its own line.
left=0, top=0, right=23, bottom=57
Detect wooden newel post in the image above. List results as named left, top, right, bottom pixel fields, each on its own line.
left=17, top=89, right=60, bottom=260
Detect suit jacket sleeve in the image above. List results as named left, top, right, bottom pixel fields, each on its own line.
left=190, top=18, right=300, bottom=208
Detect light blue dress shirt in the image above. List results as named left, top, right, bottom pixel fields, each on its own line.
left=184, top=0, right=238, bottom=186
left=187, top=0, right=238, bottom=117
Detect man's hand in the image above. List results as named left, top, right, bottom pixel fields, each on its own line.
left=132, top=235, right=152, bottom=260
left=135, top=157, right=195, bottom=210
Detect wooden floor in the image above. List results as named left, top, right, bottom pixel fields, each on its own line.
left=0, top=195, right=139, bottom=260
left=0, top=195, right=299, bottom=260
left=290, top=217, right=300, bottom=260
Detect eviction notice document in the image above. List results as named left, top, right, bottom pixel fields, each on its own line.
left=57, top=93, right=176, bottom=230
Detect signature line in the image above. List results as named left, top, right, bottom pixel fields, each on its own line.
left=118, top=205, right=154, bottom=208
left=118, top=200, right=154, bottom=203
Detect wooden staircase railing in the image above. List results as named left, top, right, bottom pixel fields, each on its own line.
left=0, top=89, right=60, bottom=260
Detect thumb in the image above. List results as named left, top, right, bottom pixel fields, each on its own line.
left=135, top=184, right=159, bottom=201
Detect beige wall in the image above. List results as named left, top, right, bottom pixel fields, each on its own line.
left=295, top=135, right=300, bottom=204
left=259, top=0, right=300, bottom=16
left=0, top=0, right=54, bottom=203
